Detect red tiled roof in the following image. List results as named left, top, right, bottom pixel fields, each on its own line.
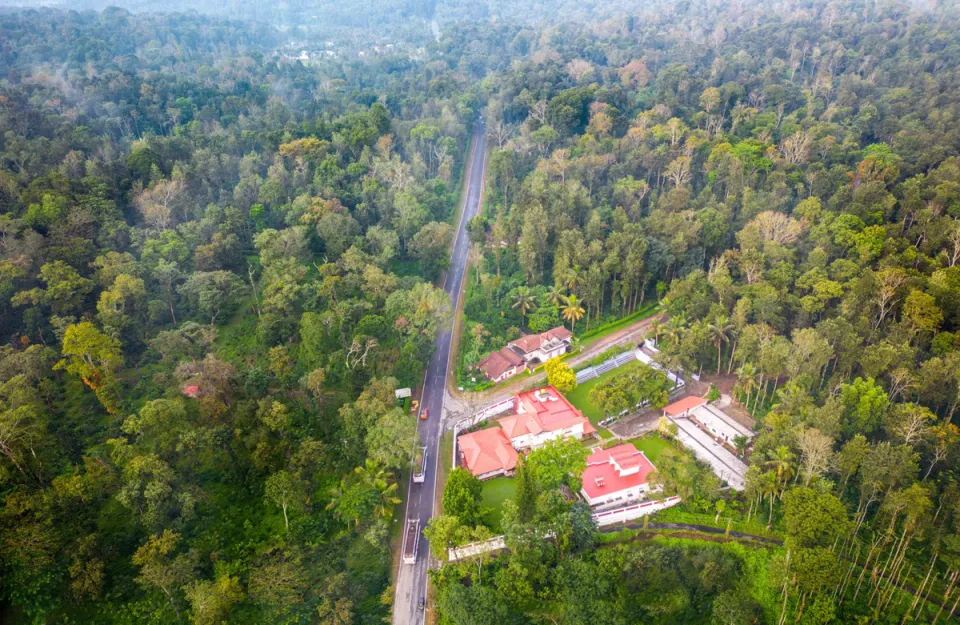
left=663, top=395, right=707, bottom=416
left=499, top=385, right=594, bottom=439
left=508, top=333, right=543, bottom=354
left=182, top=384, right=200, bottom=397
left=581, top=443, right=656, bottom=500
left=476, top=347, right=524, bottom=380
left=543, top=326, right=572, bottom=341
left=508, top=326, right=571, bottom=355
left=458, top=428, right=518, bottom=476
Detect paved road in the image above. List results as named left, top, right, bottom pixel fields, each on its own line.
left=393, top=117, right=486, bottom=625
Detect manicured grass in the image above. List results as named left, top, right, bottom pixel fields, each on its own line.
left=480, top=476, right=517, bottom=533
left=566, top=360, right=646, bottom=438
left=631, top=435, right=673, bottom=465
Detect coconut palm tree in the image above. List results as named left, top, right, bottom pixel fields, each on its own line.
left=761, top=470, right=780, bottom=526
left=737, top=362, right=758, bottom=413
left=561, top=264, right=583, bottom=294
left=354, top=459, right=402, bottom=519
left=560, top=294, right=586, bottom=330
left=545, top=284, right=566, bottom=309
left=660, top=315, right=688, bottom=347
left=765, top=445, right=796, bottom=496
left=708, top=314, right=735, bottom=375
left=512, top=287, right=537, bottom=325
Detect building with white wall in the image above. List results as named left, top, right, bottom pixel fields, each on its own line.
left=580, top=443, right=657, bottom=508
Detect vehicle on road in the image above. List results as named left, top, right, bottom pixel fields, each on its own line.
left=402, top=518, right=420, bottom=564
left=417, top=597, right=425, bottom=611
left=420, top=408, right=428, bottom=420
left=413, top=446, right=427, bottom=483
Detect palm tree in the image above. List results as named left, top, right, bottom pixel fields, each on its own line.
left=512, top=287, right=537, bottom=325
left=708, top=314, right=735, bottom=375
left=354, top=459, right=401, bottom=519
left=545, top=284, right=566, bottom=307
left=765, top=445, right=796, bottom=496
left=737, top=362, right=758, bottom=413
left=761, top=470, right=780, bottom=526
left=661, top=315, right=688, bottom=348
left=561, top=294, right=586, bottom=330
left=561, top=264, right=582, bottom=294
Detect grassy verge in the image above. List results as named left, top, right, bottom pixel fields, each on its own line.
left=479, top=476, right=517, bottom=533
left=436, top=430, right=454, bottom=513
left=650, top=504, right=782, bottom=540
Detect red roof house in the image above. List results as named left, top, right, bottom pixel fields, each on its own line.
left=498, top=385, right=596, bottom=449
left=580, top=443, right=657, bottom=507
left=475, top=347, right=525, bottom=383
left=507, top=326, right=573, bottom=364
left=457, top=427, right=519, bottom=479
left=663, top=395, right=707, bottom=418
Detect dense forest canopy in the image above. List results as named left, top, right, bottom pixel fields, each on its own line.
left=4, top=0, right=960, bottom=624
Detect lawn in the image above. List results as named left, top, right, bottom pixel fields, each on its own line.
left=566, top=360, right=646, bottom=438
left=631, top=435, right=673, bottom=464
left=480, top=476, right=517, bottom=533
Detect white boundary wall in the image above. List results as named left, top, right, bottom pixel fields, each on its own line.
left=447, top=496, right=683, bottom=561
left=591, top=496, right=681, bottom=526
left=448, top=535, right=507, bottom=561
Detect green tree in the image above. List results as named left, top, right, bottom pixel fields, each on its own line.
left=353, top=459, right=401, bottom=519
left=442, top=467, right=483, bottom=526
left=411, top=221, right=453, bottom=280
left=525, top=437, right=589, bottom=491
left=55, top=322, right=123, bottom=414
left=264, top=470, right=307, bottom=530
left=132, top=530, right=198, bottom=620
left=178, top=270, right=246, bottom=326
left=512, top=286, right=538, bottom=325
left=185, top=574, right=243, bottom=625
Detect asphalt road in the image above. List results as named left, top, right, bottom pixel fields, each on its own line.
left=392, top=117, right=486, bottom=625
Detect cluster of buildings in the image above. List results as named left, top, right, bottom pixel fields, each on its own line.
left=475, top=326, right=573, bottom=383
left=457, top=384, right=658, bottom=510
left=457, top=385, right=595, bottom=479
left=661, top=395, right=754, bottom=490
left=457, top=384, right=757, bottom=513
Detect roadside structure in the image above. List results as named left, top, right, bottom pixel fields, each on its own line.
left=475, top=347, right=525, bottom=383
left=474, top=326, right=573, bottom=381
left=456, top=427, right=518, bottom=479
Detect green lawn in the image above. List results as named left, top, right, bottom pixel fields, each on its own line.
left=566, top=360, right=646, bottom=438
left=631, top=435, right=673, bottom=465
left=479, top=476, right=517, bottom=533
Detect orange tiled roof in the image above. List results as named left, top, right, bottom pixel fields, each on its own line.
left=458, top=428, right=519, bottom=476
left=663, top=395, right=707, bottom=416
left=499, top=385, right=594, bottom=438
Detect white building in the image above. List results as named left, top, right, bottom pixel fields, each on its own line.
left=580, top=443, right=658, bottom=508
left=497, top=386, right=596, bottom=450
